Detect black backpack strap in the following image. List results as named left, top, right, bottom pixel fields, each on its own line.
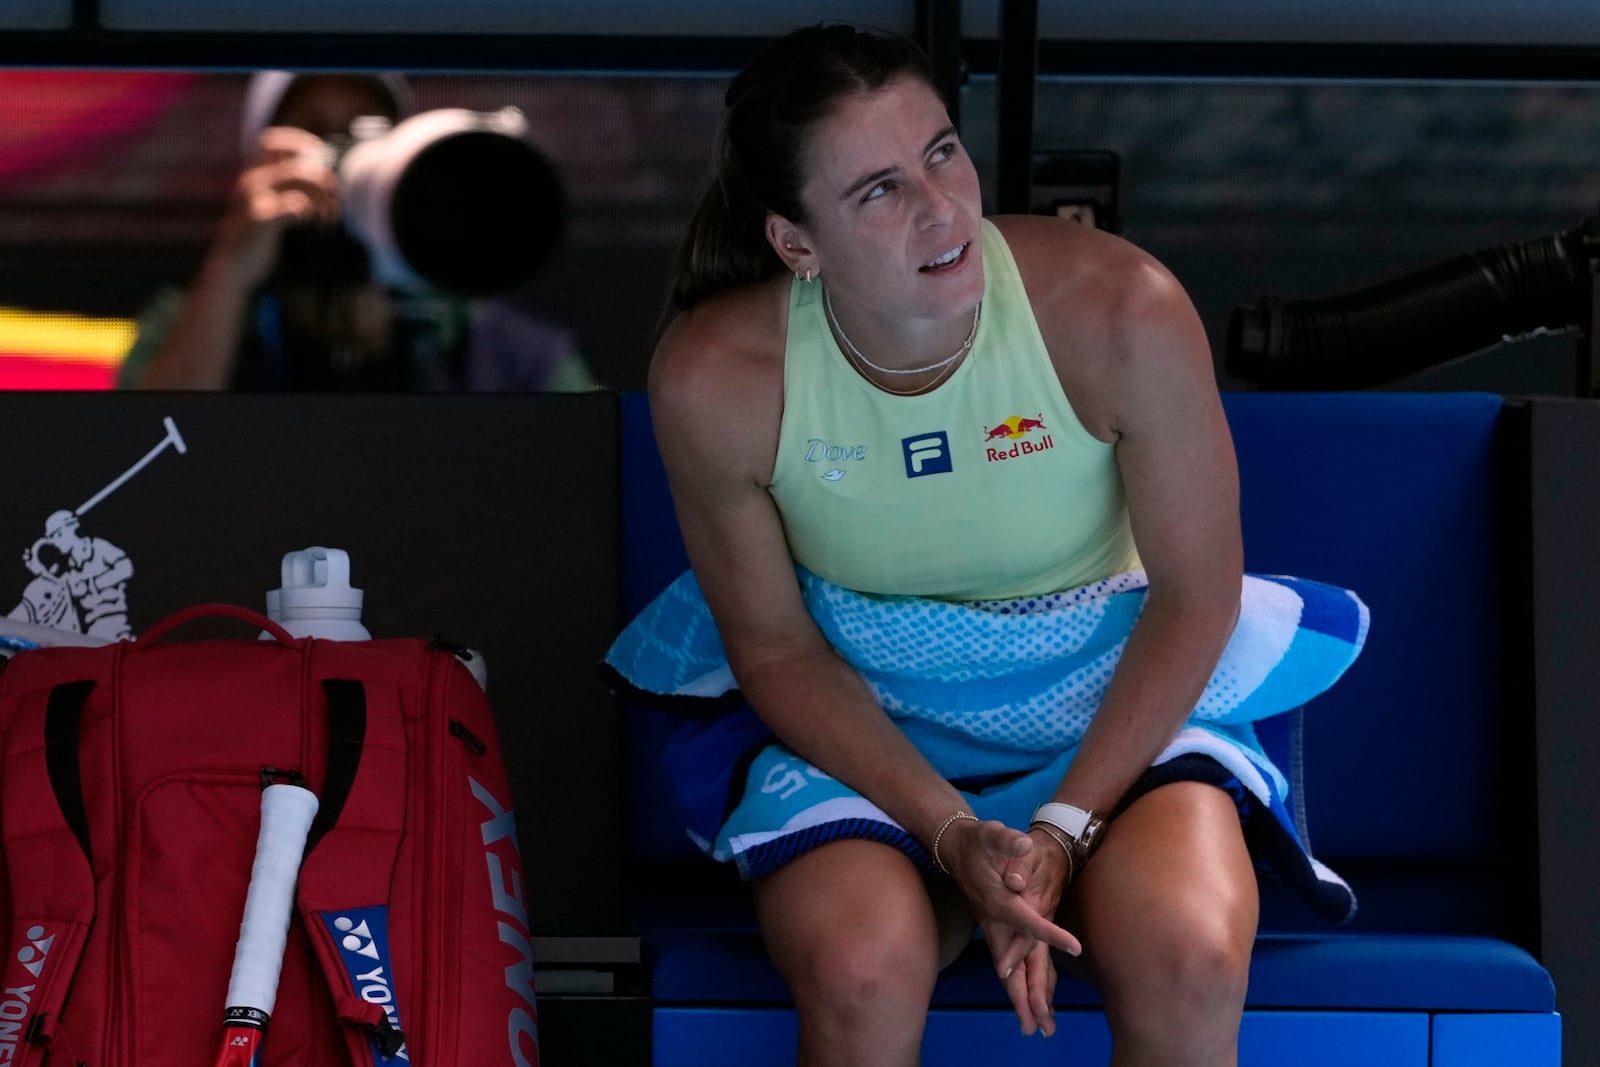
left=297, top=678, right=411, bottom=1065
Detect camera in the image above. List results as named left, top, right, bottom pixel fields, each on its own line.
left=288, top=107, right=567, bottom=298
left=1225, top=213, right=1600, bottom=390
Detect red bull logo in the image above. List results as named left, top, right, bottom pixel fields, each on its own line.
left=982, top=414, right=1053, bottom=462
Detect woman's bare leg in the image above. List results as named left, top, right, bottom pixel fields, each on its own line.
left=754, top=838, right=970, bottom=1067
left=1067, top=782, right=1259, bottom=1067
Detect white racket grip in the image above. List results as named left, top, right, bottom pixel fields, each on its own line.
left=224, top=783, right=320, bottom=1017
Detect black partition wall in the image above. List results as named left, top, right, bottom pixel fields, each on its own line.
left=0, top=390, right=621, bottom=932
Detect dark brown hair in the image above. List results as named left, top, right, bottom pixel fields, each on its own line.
left=664, top=24, right=939, bottom=317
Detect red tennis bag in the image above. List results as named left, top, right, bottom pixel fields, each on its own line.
left=0, top=604, right=539, bottom=1066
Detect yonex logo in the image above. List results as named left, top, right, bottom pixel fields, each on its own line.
left=332, top=915, right=381, bottom=960
left=471, top=776, right=540, bottom=1067
left=0, top=928, right=47, bottom=1064
left=322, top=908, right=409, bottom=1061
left=902, top=432, right=953, bottom=478
left=16, top=926, right=52, bottom=978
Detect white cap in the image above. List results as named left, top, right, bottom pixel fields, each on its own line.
left=238, top=70, right=417, bottom=162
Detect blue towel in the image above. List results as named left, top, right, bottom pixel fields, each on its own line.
left=607, top=566, right=1369, bottom=923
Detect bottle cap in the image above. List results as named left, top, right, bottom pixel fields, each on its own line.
left=267, top=547, right=364, bottom=619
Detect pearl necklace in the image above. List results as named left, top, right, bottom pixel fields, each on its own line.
left=823, top=285, right=981, bottom=376
left=839, top=340, right=965, bottom=396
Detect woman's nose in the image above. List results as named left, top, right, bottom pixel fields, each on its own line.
left=916, top=179, right=957, bottom=227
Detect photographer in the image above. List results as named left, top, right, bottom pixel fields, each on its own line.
left=119, top=71, right=597, bottom=392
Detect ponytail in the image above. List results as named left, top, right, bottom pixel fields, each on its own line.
left=667, top=139, right=787, bottom=315
left=657, top=23, right=939, bottom=330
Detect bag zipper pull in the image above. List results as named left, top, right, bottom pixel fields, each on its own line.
left=448, top=719, right=487, bottom=756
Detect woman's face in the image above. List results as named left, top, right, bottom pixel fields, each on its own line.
left=787, top=75, right=984, bottom=328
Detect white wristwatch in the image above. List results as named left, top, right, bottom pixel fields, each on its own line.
left=1031, top=802, right=1107, bottom=861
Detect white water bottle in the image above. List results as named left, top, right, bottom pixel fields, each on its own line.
left=264, top=547, right=371, bottom=641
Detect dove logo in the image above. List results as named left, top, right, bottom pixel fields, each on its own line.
left=0, top=925, right=52, bottom=1063
left=803, top=438, right=867, bottom=464
left=322, top=909, right=410, bottom=1062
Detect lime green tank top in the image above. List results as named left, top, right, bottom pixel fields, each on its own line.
left=768, top=219, right=1140, bottom=601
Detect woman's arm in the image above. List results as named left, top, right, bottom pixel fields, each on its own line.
left=995, top=216, right=1242, bottom=828
left=650, top=298, right=972, bottom=848
left=985, top=223, right=1243, bottom=990
left=1048, top=252, right=1243, bottom=819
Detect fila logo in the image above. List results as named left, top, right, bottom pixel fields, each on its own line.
left=332, top=916, right=381, bottom=960
left=16, top=926, right=53, bottom=978
left=902, top=432, right=953, bottom=478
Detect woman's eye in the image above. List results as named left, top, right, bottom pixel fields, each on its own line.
left=861, top=182, right=891, bottom=203
left=931, top=142, right=957, bottom=163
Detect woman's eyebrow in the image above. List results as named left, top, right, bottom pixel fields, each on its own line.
left=838, top=125, right=959, bottom=202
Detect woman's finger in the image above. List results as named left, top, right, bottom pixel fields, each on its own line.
left=1026, top=943, right=1054, bottom=1037
left=993, top=929, right=1037, bottom=1036
left=993, top=893, right=1082, bottom=959
left=977, top=818, right=1033, bottom=863
left=998, top=844, right=1043, bottom=893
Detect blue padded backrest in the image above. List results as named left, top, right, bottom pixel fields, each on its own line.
left=620, top=391, right=1509, bottom=867
left=620, top=391, right=690, bottom=616
left=1223, top=391, right=1505, bottom=864
left=619, top=391, right=700, bottom=859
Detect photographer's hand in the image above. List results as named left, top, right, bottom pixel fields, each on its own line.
left=130, top=126, right=340, bottom=390
left=216, top=126, right=342, bottom=291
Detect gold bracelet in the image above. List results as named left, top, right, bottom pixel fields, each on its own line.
left=931, top=811, right=978, bottom=875
left=1029, top=820, right=1078, bottom=884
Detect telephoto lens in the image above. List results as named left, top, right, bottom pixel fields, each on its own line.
left=338, top=108, right=567, bottom=297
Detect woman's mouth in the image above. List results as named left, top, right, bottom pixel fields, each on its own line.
left=920, top=242, right=970, bottom=273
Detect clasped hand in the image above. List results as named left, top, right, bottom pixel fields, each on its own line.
left=944, top=818, right=1078, bottom=1037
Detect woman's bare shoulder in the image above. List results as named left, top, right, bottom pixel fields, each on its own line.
left=648, top=278, right=790, bottom=465
left=989, top=214, right=1177, bottom=311
left=988, top=215, right=1209, bottom=435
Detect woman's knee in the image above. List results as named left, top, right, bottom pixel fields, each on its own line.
left=756, top=842, right=944, bottom=1020
left=1094, top=900, right=1254, bottom=1019
left=1072, top=783, right=1258, bottom=1014
left=779, top=905, right=943, bottom=1017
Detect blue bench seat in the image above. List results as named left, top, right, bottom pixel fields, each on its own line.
left=616, top=390, right=1558, bottom=1066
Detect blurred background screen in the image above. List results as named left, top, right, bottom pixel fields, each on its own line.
left=3, top=69, right=1598, bottom=394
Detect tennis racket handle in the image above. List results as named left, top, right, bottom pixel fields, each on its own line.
left=223, top=784, right=320, bottom=1017
left=210, top=1008, right=267, bottom=1067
